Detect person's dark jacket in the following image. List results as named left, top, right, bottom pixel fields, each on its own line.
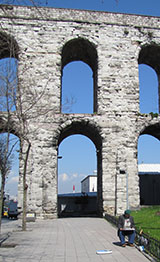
left=117, top=215, right=135, bottom=235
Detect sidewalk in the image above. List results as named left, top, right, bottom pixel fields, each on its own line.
left=0, top=217, right=151, bottom=262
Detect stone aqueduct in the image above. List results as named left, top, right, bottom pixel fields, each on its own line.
left=0, top=5, right=160, bottom=218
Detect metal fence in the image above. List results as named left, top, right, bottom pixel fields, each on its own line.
left=105, top=213, right=160, bottom=261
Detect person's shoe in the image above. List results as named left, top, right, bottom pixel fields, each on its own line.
left=122, top=243, right=126, bottom=247
left=128, top=243, right=134, bottom=247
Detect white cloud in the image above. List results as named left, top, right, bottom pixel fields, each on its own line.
left=59, top=173, right=69, bottom=182
left=72, top=173, right=78, bottom=179
left=59, top=173, right=85, bottom=182
left=58, top=173, right=90, bottom=194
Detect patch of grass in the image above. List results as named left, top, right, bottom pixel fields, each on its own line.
left=132, top=206, right=160, bottom=241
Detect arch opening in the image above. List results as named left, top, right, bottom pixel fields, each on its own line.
left=0, top=32, right=19, bottom=214
left=61, top=38, right=98, bottom=113
left=0, top=32, right=19, bottom=112
left=138, top=131, right=160, bottom=205
left=57, top=122, right=102, bottom=217
left=139, top=64, right=158, bottom=113
left=58, top=135, right=96, bottom=194
left=138, top=45, right=160, bottom=113
left=0, top=132, right=20, bottom=217
left=0, top=57, right=18, bottom=112
left=62, top=61, right=93, bottom=113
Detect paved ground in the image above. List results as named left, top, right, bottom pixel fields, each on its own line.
left=0, top=217, right=151, bottom=262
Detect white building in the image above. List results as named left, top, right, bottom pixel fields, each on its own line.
left=138, top=163, right=160, bottom=174
left=80, top=164, right=160, bottom=204
left=81, top=175, right=97, bottom=193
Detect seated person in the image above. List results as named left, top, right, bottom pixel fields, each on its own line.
left=118, top=209, right=135, bottom=247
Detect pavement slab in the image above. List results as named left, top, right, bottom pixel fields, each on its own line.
left=0, top=217, right=151, bottom=262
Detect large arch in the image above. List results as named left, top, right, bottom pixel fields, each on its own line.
left=0, top=31, right=21, bottom=210
left=61, top=38, right=98, bottom=113
left=138, top=44, right=160, bottom=112
left=57, top=120, right=103, bottom=216
left=138, top=123, right=160, bottom=205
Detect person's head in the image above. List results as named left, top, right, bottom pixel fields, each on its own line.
left=124, top=209, right=131, bottom=218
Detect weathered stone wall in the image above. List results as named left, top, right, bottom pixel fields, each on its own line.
left=0, top=5, right=160, bottom=217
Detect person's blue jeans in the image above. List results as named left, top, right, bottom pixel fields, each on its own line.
left=119, top=230, right=135, bottom=245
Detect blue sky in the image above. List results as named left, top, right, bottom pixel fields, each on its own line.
left=40, top=0, right=160, bottom=17
left=3, top=0, right=160, bottom=196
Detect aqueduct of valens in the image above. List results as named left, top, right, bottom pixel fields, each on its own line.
left=0, top=5, right=160, bottom=218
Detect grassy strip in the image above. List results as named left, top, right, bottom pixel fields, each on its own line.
left=132, top=206, right=160, bottom=241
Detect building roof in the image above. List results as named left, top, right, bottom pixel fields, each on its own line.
left=58, top=192, right=97, bottom=197
left=138, top=164, right=160, bottom=174
left=81, top=175, right=97, bottom=183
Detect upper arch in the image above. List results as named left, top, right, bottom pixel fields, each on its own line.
left=61, top=37, right=98, bottom=72
left=0, top=31, right=19, bottom=60
left=138, top=44, right=160, bottom=74
left=138, top=44, right=160, bottom=113
left=61, top=38, right=98, bottom=113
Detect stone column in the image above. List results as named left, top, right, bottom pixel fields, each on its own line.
left=41, top=146, right=58, bottom=219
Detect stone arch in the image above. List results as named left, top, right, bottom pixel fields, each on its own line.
left=61, top=38, right=97, bottom=71
left=0, top=113, right=20, bottom=137
left=0, top=31, right=19, bottom=59
left=57, top=119, right=103, bottom=216
left=58, top=120, right=102, bottom=149
left=61, top=38, right=98, bottom=113
left=138, top=44, right=160, bottom=112
left=137, top=121, right=160, bottom=162
left=140, top=122, right=160, bottom=141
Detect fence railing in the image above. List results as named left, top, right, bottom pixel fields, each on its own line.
left=105, top=213, right=160, bottom=261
